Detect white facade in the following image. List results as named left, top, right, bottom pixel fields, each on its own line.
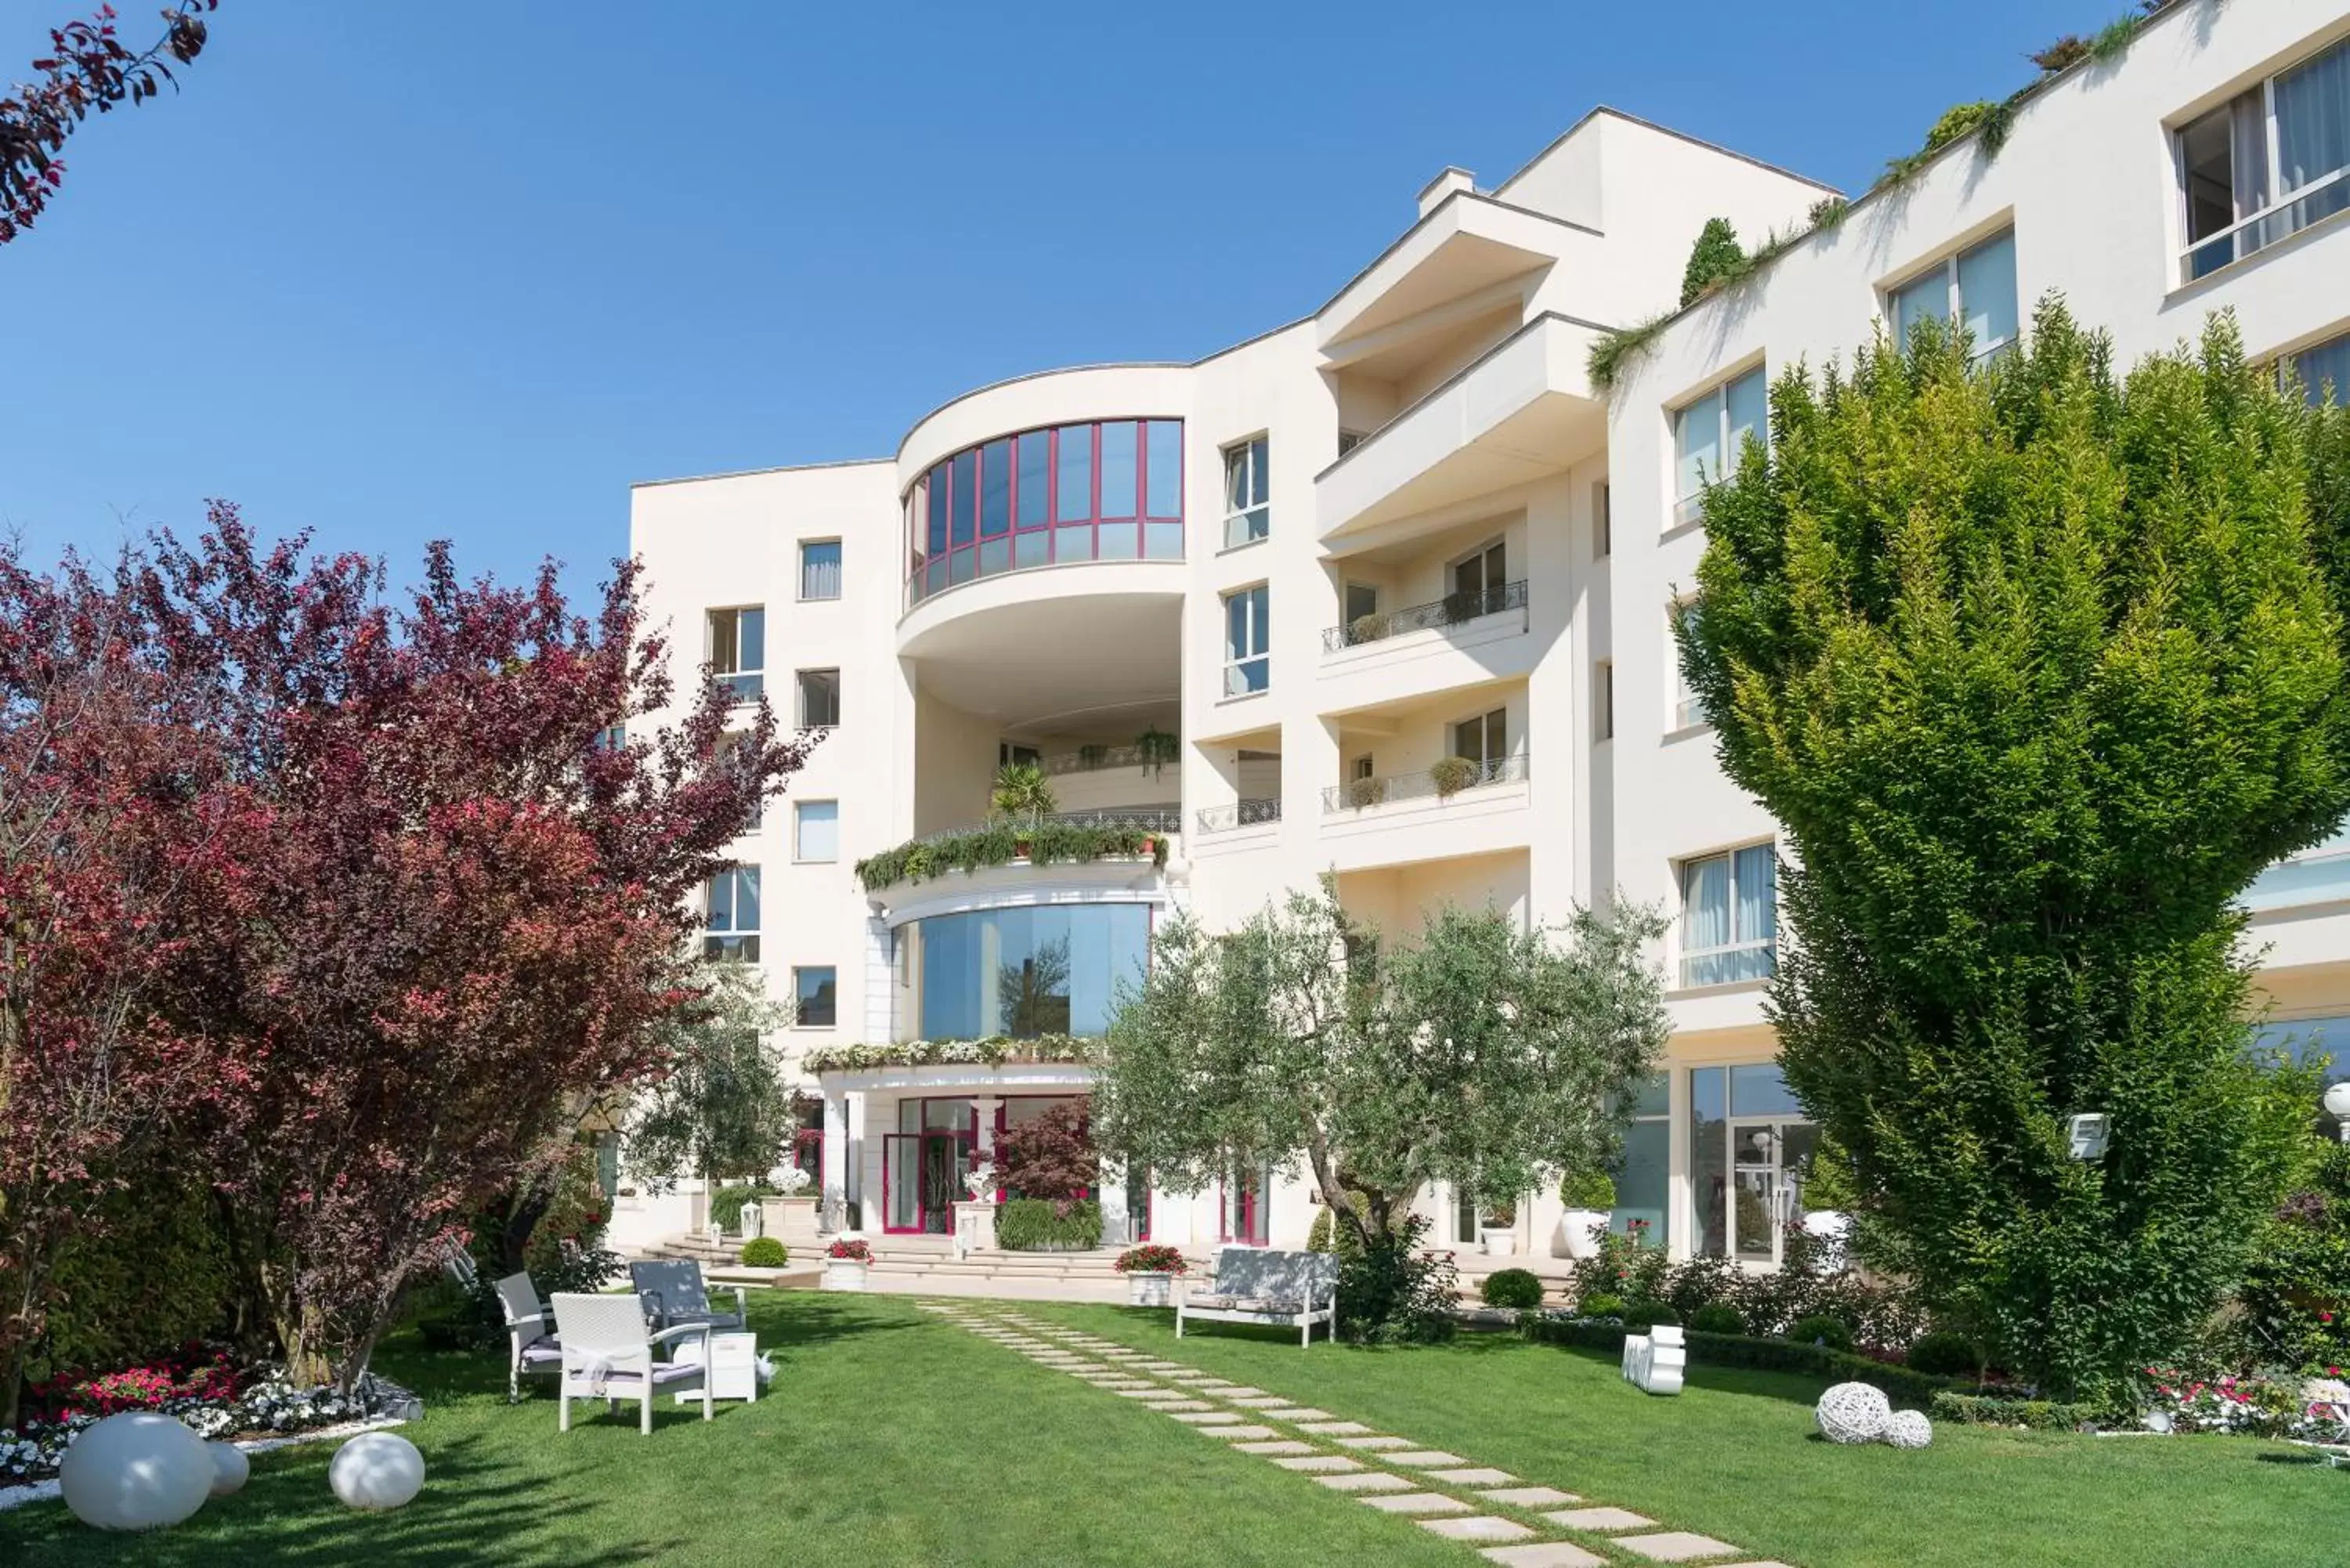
left=628, top=0, right=2350, bottom=1266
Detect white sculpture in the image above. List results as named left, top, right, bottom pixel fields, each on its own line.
left=208, top=1441, right=251, bottom=1496
left=1882, top=1409, right=1934, bottom=1449
left=57, top=1411, right=215, bottom=1531
left=1814, top=1381, right=1892, bottom=1444
left=1619, top=1324, right=1687, bottom=1396
left=328, top=1432, right=425, bottom=1512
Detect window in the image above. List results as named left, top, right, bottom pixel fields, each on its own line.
left=798, top=540, right=841, bottom=602
left=998, top=742, right=1041, bottom=768
left=2285, top=330, right=2350, bottom=406
left=1452, top=707, right=1507, bottom=776
left=901, top=903, right=1150, bottom=1039
left=793, top=965, right=837, bottom=1028
left=1607, top=1072, right=1671, bottom=1245
left=703, top=867, right=761, bottom=962
left=708, top=607, right=765, bottom=703
left=1344, top=581, right=1379, bottom=625
left=1671, top=603, right=1706, bottom=730
left=794, top=800, right=838, bottom=862
left=1889, top=229, right=2018, bottom=363
left=1337, top=428, right=1366, bottom=457
left=1223, top=435, right=1270, bottom=550
left=1672, top=367, right=1766, bottom=526
left=904, top=418, right=1184, bottom=604
left=721, top=732, right=762, bottom=828
left=1595, top=481, right=1611, bottom=558
left=594, top=722, right=626, bottom=754
left=1451, top=539, right=1507, bottom=612
left=797, top=668, right=840, bottom=728
left=1595, top=660, right=1614, bottom=742
left=1350, top=753, right=1374, bottom=782
left=1679, top=844, right=1777, bottom=988
left=2178, top=37, right=2350, bottom=281
left=1223, top=584, right=1270, bottom=697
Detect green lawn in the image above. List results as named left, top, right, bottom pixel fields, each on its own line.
left=3, top=1291, right=2345, bottom=1567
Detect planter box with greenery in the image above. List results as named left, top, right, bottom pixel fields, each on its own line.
left=994, top=1198, right=1103, bottom=1252
left=854, top=821, right=1167, bottom=893
left=1115, top=1244, right=1188, bottom=1306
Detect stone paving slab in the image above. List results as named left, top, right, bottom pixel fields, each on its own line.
left=1332, top=1435, right=1414, bottom=1451
left=1167, top=1411, right=1245, bottom=1425
left=1316, top=1472, right=1418, bottom=1493
left=1272, top=1454, right=1363, bottom=1472
left=1542, top=1507, right=1656, bottom=1532
left=1420, top=1516, right=1536, bottom=1543
left=1224, top=1395, right=1292, bottom=1407
left=1258, top=1407, right=1333, bottom=1421
left=1233, top=1440, right=1318, bottom=1455
left=1360, top=1492, right=1473, bottom=1516
left=1211, top=1386, right=1265, bottom=1397
left=1478, top=1487, right=1581, bottom=1508
left=1119, top=1389, right=1188, bottom=1400
left=1426, top=1468, right=1516, bottom=1486
left=1296, top=1421, right=1376, bottom=1436
left=1613, top=1534, right=1744, bottom=1563
left=1384, top=1451, right=1469, bottom=1467
left=1477, top=1544, right=1609, bottom=1568
left=1152, top=1399, right=1214, bottom=1412
left=1200, top=1424, right=1280, bottom=1440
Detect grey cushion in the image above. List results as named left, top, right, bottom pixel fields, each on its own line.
left=629, top=1261, right=711, bottom=1317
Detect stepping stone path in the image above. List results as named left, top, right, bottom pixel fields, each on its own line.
left=913, top=1299, right=1794, bottom=1567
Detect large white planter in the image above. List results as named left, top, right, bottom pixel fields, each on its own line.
left=1558, top=1209, right=1610, bottom=1260
left=1126, top=1271, right=1176, bottom=1307
left=1481, top=1227, right=1518, bottom=1257
left=822, top=1258, right=870, bottom=1292
left=953, top=1199, right=999, bottom=1254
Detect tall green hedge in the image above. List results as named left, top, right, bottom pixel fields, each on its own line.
left=995, top=1198, right=1103, bottom=1252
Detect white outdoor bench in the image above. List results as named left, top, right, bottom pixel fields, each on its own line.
left=1176, top=1246, right=1339, bottom=1346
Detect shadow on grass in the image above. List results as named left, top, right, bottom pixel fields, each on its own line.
left=0, top=1433, right=689, bottom=1566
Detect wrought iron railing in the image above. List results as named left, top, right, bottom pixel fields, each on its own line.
left=1321, top=579, right=1528, bottom=652
left=1321, top=753, right=1529, bottom=813
left=1195, top=798, right=1282, bottom=834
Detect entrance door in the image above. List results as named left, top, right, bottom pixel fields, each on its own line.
left=1726, top=1120, right=1819, bottom=1265
left=884, top=1131, right=967, bottom=1234
left=919, top=1132, right=964, bottom=1234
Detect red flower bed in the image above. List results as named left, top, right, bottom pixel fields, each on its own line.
left=1113, top=1245, right=1187, bottom=1275
left=826, top=1238, right=871, bottom=1262
left=27, top=1342, right=242, bottom=1422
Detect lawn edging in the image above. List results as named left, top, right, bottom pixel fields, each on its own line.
left=1523, top=1317, right=1964, bottom=1407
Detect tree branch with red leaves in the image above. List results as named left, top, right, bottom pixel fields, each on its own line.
left=2, top=2, right=217, bottom=244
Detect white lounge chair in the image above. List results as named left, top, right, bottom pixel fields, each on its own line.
left=492, top=1272, right=566, bottom=1402
left=550, top=1292, right=713, bottom=1435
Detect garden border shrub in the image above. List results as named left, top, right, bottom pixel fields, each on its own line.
left=1931, top=1391, right=2102, bottom=1430
left=1525, top=1319, right=1962, bottom=1407
left=739, top=1237, right=788, bottom=1267
left=1480, top=1268, right=1546, bottom=1310
left=995, top=1198, right=1104, bottom=1252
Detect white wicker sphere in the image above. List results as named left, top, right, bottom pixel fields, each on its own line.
left=56, top=1411, right=215, bottom=1531
left=1814, top=1381, right=1893, bottom=1444
left=207, top=1441, right=250, bottom=1495
left=328, top=1432, right=425, bottom=1511
left=1882, top=1409, right=1933, bottom=1449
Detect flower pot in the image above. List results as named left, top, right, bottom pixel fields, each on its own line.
left=1558, top=1209, right=1609, bottom=1260
left=1480, top=1227, right=1517, bottom=1257
left=822, top=1258, right=870, bottom=1292
left=1126, top=1271, right=1176, bottom=1307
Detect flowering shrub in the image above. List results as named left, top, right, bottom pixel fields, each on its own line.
left=826, top=1238, right=872, bottom=1262
left=2139, top=1367, right=2312, bottom=1437
left=1, top=1361, right=409, bottom=1483
left=1114, top=1245, right=1187, bottom=1275
left=799, top=1035, right=1093, bottom=1075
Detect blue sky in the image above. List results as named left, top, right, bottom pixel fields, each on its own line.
left=1, top=0, right=2115, bottom=600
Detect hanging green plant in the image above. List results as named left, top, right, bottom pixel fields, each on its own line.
left=1134, top=727, right=1179, bottom=776
left=1076, top=742, right=1109, bottom=771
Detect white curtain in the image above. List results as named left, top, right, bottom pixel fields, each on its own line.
left=1958, top=233, right=2019, bottom=357
left=1734, top=844, right=1776, bottom=947
left=1683, top=856, right=1730, bottom=952
left=2278, top=38, right=2350, bottom=196
left=1723, top=369, right=1768, bottom=478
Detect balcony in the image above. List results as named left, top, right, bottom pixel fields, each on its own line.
left=855, top=807, right=1180, bottom=897
left=1324, top=579, right=1527, bottom=653
left=1195, top=798, right=1281, bottom=835
left=1318, top=313, right=1606, bottom=545
left=1322, top=753, right=1528, bottom=813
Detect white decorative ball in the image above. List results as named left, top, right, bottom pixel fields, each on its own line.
left=328, top=1432, right=425, bottom=1511
left=1882, top=1409, right=1933, bottom=1449
left=56, top=1411, right=215, bottom=1531
left=1814, top=1380, right=1893, bottom=1445
left=207, top=1442, right=250, bottom=1495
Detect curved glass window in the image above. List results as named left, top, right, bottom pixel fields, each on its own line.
left=906, top=419, right=1184, bottom=605
left=898, top=903, right=1149, bottom=1039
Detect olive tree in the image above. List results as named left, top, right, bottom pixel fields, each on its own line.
left=1090, top=887, right=1669, bottom=1253
left=1678, top=302, right=2350, bottom=1398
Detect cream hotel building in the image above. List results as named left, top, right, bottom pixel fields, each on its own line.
left=624, top=0, right=2350, bottom=1271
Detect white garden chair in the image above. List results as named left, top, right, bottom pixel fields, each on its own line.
left=549, top=1292, right=713, bottom=1435
left=492, top=1272, right=566, bottom=1402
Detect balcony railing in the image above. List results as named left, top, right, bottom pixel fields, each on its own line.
left=1039, top=743, right=1180, bottom=777
left=1321, top=579, right=1528, bottom=653
left=906, top=805, right=1184, bottom=847
left=1321, top=753, right=1528, bottom=813
left=1195, top=798, right=1282, bottom=834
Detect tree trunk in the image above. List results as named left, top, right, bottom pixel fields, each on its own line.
left=494, top=1173, right=558, bottom=1276
left=1304, top=1133, right=1378, bottom=1253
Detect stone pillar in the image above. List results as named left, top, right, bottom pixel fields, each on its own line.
left=822, top=1088, right=849, bottom=1233
left=973, top=1095, right=1003, bottom=1169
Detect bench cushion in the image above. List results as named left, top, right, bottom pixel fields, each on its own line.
left=1197, top=1248, right=1336, bottom=1315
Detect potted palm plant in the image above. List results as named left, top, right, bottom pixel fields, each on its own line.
left=990, top=762, right=1058, bottom=855
left=822, top=1236, right=873, bottom=1292
left=1112, top=1244, right=1188, bottom=1306
left=1556, top=1169, right=1614, bottom=1259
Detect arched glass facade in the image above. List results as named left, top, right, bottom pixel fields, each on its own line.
left=905, top=419, right=1184, bottom=605
left=898, top=902, right=1149, bottom=1039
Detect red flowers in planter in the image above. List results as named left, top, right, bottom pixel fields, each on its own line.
left=826, top=1238, right=872, bottom=1262
left=1113, top=1245, right=1187, bottom=1274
